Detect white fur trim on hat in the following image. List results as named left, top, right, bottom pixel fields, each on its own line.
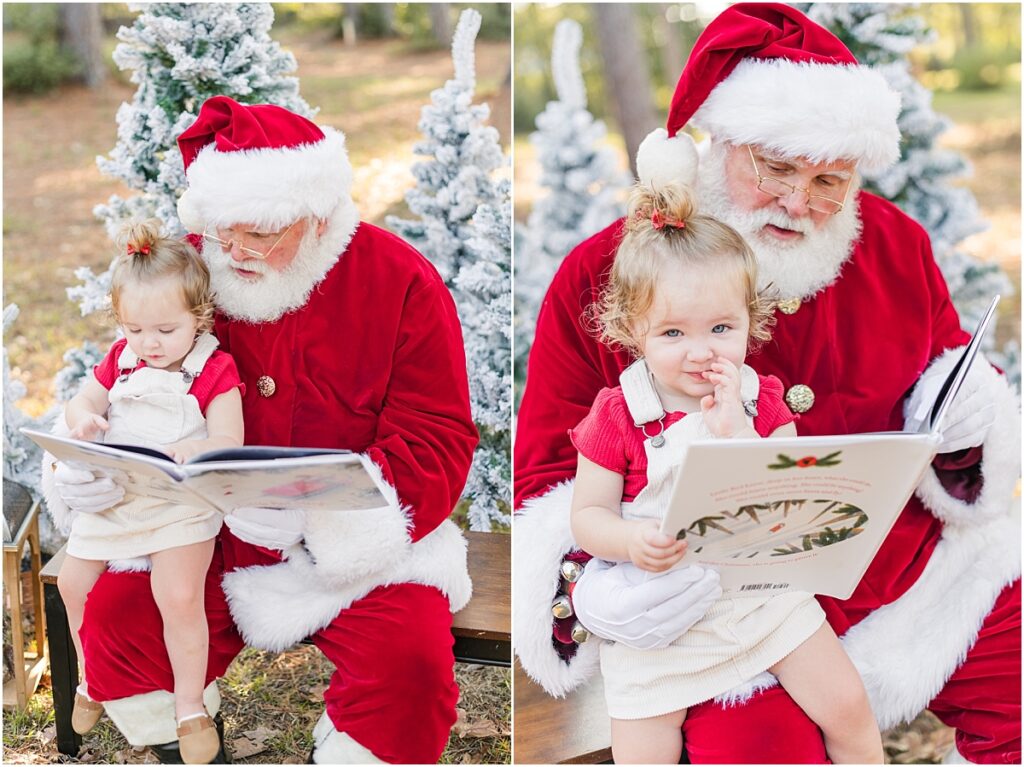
left=222, top=456, right=472, bottom=651
left=694, top=58, right=901, bottom=171
left=636, top=128, right=699, bottom=188
left=513, top=481, right=601, bottom=697
left=908, top=347, right=1021, bottom=527
left=102, top=682, right=221, bottom=746
left=177, top=127, right=352, bottom=232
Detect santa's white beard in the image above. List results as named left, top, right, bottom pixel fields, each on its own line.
left=697, top=142, right=863, bottom=301
left=204, top=223, right=341, bottom=323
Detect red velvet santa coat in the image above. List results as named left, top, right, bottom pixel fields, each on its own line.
left=210, top=220, right=479, bottom=652
left=513, top=191, right=1020, bottom=730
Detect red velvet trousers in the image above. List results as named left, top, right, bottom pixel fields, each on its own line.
left=683, top=580, right=1021, bottom=764
left=80, top=531, right=459, bottom=764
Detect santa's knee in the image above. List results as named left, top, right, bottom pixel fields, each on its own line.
left=82, top=571, right=156, bottom=639
left=378, top=626, right=456, bottom=696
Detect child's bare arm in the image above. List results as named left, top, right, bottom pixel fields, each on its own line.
left=768, top=421, right=797, bottom=438
left=571, top=454, right=687, bottom=571
left=166, top=387, right=244, bottom=463
left=65, top=378, right=112, bottom=441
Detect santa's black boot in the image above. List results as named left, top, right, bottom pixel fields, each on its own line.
left=150, top=713, right=231, bottom=764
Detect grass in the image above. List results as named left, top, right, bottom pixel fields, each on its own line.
left=931, top=81, right=1022, bottom=124
left=2, top=647, right=511, bottom=764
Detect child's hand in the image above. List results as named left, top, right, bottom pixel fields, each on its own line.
left=165, top=440, right=205, bottom=464
left=627, top=519, right=688, bottom=572
left=69, top=414, right=110, bottom=442
left=700, top=358, right=754, bottom=438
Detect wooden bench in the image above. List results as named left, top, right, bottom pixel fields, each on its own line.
left=514, top=661, right=611, bottom=764
left=40, top=530, right=509, bottom=756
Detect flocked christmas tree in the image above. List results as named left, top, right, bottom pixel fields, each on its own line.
left=459, top=193, right=512, bottom=530
left=514, top=19, right=629, bottom=389
left=2, top=306, right=54, bottom=499
left=388, top=9, right=511, bottom=530
left=801, top=3, right=1019, bottom=388
left=386, top=9, right=506, bottom=284
left=58, top=2, right=311, bottom=401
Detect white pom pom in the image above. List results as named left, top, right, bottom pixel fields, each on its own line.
left=176, top=190, right=205, bottom=234
left=636, top=128, right=699, bottom=188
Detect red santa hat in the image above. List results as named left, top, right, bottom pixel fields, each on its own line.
left=176, top=96, right=353, bottom=233
left=637, top=2, right=902, bottom=188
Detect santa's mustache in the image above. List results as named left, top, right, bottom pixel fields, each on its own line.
left=750, top=209, right=814, bottom=237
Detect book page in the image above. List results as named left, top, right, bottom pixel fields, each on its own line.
left=661, top=433, right=938, bottom=599
left=182, top=453, right=387, bottom=511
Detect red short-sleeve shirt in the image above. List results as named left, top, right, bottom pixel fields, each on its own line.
left=93, top=337, right=244, bottom=416
left=570, top=374, right=796, bottom=501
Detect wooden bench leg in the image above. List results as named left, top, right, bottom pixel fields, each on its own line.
left=43, top=580, right=80, bottom=756
left=453, top=635, right=510, bottom=667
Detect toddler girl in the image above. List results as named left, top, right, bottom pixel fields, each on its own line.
left=570, top=183, right=882, bottom=764
left=58, top=220, right=244, bottom=764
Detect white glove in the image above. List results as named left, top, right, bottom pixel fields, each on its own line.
left=572, top=558, right=722, bottom=649
left=908, top=360, right=997, bottom=453
left=224, top=507, right=306, bottom=550
left=53, top=461, right=125, bottom=515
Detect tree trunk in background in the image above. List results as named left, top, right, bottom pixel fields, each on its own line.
left=429, top=4, right=452, bottom=47
left=58, top=4, right=106, bottom=89
left=379, top=4, right=396, bottom=36
left=342, top=4, right=359, bottom=46
left=593, top=4, right=657, bottom=177
left=659, top=5, right=686, bottom=85
left=958, top=5, right=977, bottom=48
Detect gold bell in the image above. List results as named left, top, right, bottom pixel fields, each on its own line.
left=551, top=594, right=573, bottom=620
left=777, top=297, right=802, bottom=315
left=785, top=384, right=815, bottom=414
left=560, top=560, right=584, bottom=583
left=571, top=622, right=590, bottom=644
left=257, top=375, right=276, bottom=398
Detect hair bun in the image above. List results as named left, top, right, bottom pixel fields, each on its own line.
left=118, top=218, right=163, bottom=259
left=626, top=182, right=698, bottom=234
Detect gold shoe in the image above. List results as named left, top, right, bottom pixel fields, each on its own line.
left=177, top=714, right=221, bottom=764
left=71, top=692, right=104, bottom=734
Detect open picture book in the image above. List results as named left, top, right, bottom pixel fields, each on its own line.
left=22, top=430, right=388, bottom=513
left=660, top=295, right=1000, bottom=599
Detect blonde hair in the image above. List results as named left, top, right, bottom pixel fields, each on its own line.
left=592, top=183, right=775, bottom=357
left=110, top=219, right=214, bottom=334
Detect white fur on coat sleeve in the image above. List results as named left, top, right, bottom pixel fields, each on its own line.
left=222, top=455, right=472, bottom=651
left=512, top=481, right=601, bottom=697
left=39, top=416, right=73, bottom=535
left=301, top=457, right=413, bottom=587
left=908, top=348, right=1021, bottom=527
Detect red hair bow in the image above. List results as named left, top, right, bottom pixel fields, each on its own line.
left=127, top=244, right=151, bottom=256
left=651, top=210, right=686, bottom=230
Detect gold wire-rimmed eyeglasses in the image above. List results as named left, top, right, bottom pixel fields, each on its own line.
left=747, top=145, right=851, bottom=216
left=201, top=221, right=297, bottom=260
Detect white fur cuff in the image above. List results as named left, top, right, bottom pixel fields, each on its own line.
left=103, top=683, right=221, bottom=746
left=223, top=520, right=472, bottom=652
left=513, top=482, right=601, bottom=697
left=910, top=348, right=1021, bottom=527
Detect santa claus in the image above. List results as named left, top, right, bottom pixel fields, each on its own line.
left=44, top=96, right=479, bottom=764
left=514, top=4, right=1020, bottom=763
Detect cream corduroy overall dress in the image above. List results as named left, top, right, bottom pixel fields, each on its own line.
left=67, top=334, right=225, bottom=560
left=599, top=360, right=826, bottom=720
